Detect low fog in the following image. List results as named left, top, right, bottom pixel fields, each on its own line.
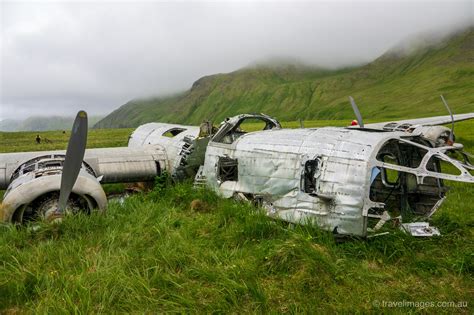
left=1, top=1, right=472, bottom=120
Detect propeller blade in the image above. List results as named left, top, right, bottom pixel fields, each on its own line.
left=57, top=111, right=88, bottom=213
left=349, top=96, right=364, bottom=128
left=440, top=95, right=454, bottom=143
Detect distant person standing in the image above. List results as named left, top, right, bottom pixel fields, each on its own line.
left=35, top=134, right=41, bottom=144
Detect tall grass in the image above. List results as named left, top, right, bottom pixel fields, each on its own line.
left=0, top=121, right=473, bottom=313
left=1, top=180, right=473, bottom=313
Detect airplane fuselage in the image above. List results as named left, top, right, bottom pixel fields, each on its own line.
left=1, top=113, right=473, bottom=237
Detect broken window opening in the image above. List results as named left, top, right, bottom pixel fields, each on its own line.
left=155, top=161, right=161, bottom=177
left=370, top=139, right=446, bottom=219
left=379, top=138, right=473, bottom=181
left=426, top=152, right=474, bottom=177
left=303, top=159, right=320, bottom=194
left=214, top=116, right=280, bottom=144
left=458, top=151, right=473, bottom=169
left=376, top=139, right=428, bottom=169
left=427, top=155, right=462, bottom=176
left=237, top=118, right=275, bottom=132
left=162, top=128, right=186, bottom=138
left=379, top=154, right=400, bottom=187
left=217, top=156, right=238, bottom=182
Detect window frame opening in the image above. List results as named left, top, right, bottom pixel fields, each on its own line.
left=369, top=138, right=451, bottom=224
left=217, top=156, right=238, bottom=183
left=211, top=114, right=281, bottom=145
left=162, top=128, right=186, bottom=138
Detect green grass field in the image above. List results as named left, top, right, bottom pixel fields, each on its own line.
left=0, top=128, right=134, bottom=153
left=0, top=121, right=473, bottom=313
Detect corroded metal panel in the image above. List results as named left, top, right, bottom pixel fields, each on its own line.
left=201, top=127, right=414, bottom=236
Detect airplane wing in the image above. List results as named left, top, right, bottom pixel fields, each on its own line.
left=0, top=121, right=202, bottom=223
left=365, top=113, right=474, bottom=130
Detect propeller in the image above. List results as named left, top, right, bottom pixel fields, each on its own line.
left=349, top=96, right=364, bottom=128
left=57, top=110, right=88, bottom=214
left=440, top=95, right=455, bottom=144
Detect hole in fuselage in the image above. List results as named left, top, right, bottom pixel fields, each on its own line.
left=217, top=156, right=238, bottom=182
left=370, top=139, right=446, bottom=219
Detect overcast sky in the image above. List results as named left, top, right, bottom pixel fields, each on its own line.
left=0, top=0, right=472, bottom=121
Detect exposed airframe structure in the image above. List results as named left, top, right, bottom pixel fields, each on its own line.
left=195, top=113, right=473, bottom=236
left=0, top=108, right=473, bottom=237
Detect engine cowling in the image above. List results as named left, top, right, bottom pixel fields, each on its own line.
left=1, top=155, right=106, bottom=223
left=381, top=122, right=454, bottom=147
left=413, top=125, right=454, bottom=146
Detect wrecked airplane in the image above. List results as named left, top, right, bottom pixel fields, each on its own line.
left=0, top=98, right=473, bottom=237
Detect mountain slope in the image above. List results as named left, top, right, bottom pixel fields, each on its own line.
left=0, top=116, right=104, bottom=132
left=0, top=119, right=20, bottom=132
left=95, top=28, right=474, bottom=128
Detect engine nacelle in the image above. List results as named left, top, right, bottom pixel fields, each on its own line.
left=1, top=155, right=106, bottom=223
left=413, top=125, right=454, bottom=147
left=381, top=122, right=454, bottom=147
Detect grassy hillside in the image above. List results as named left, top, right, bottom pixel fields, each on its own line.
left=0, top=121, right=473, bottom=313
left=0, top=120, right=19, bottom=132
left=95, top=28, right=474, bottom=128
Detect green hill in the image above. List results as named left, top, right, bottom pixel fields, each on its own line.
left=0, top=116, right=104, bottom=132
left=95, top=28, right=474, bottom=128
left=0, top=119, right=20, bottom=132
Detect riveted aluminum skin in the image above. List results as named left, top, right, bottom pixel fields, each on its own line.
left=1, top=112, right=473, bottom=232
left=0, top=146, right=168, bottom=189
left=128, top=123, right=200, bottom=173
left=201, top=127, right=448, bottom=236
